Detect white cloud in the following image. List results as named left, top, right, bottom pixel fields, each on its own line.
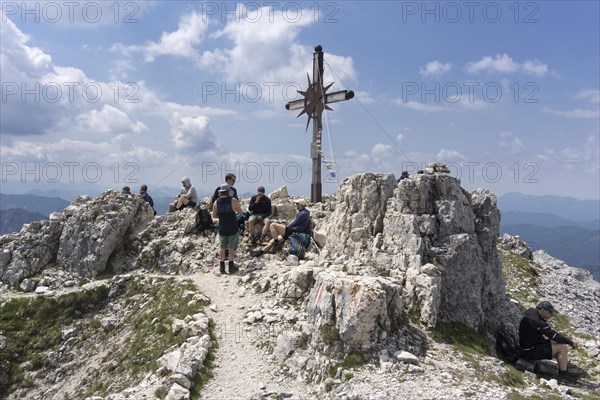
left=76, top=105, right=148, bottom=134
left=198, top=4, right=358, bottom=107
left=371, top=143, right=393, bottom=159
left=420, top=60, right=452, bottom=77
left=0, top=135, right=167, bottom=167
left=169, top=112, right=221, bottom=153
left=355, top=91, right=374, bottom=104
left=499, top=131, right=526, bottom=154
left=396, top=133, right=404, bottom=143
left=542, top=108, right=600, bottom=119
left=575, top=89, right=600, bottom=104
left=394, top=100, right=447, bottom=112
left=111, top=12, right=208, bottom=62
left=536, top=135, right=599, bottom=173
left=436, top=149, right=466, bottom=161
left=466, top=54, right=550, bottom=77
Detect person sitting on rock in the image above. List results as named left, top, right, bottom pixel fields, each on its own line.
left=121, top=186, right=132, bottom=195
left=248, top=186, right=272, bottom=243
left=168, top=177, right=198, bottom=212
left=251, top=198, right=310, bottom=257
left=519, top=301, right=579, bottom=383
left=396, top=171, right=409, bottom=183
left=139, top=184, right=156, bottom=215
left=212, top=183, right=243, bottom=274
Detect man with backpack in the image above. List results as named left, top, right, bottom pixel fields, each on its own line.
left=519, top=301, right=580, bottom=383
left=251, top=199, right=310, bottom=257
left=212, top=183, right=244, bottom=274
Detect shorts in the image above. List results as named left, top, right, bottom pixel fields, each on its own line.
left=249, top=214, right=269, bottom=222
left=219, top=232, right=239, bottom=249
left=187, top=201, right=197, bottom=209
left=523, top=343, right=552, bottom=361
left=284, top=226, right=292, bottom=239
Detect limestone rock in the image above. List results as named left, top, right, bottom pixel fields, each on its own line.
left=57, top=190, right=154, bottom=278
left=306, top=270, right=403, bottom=350
left=269, top=186, right=289, bottom=200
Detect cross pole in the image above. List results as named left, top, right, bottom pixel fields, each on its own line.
left=285, top=45, right=354, bottom=203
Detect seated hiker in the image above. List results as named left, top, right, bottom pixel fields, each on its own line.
left=211, top=173, right=238, bottom=204
left=139, top=184, right=156, bottom=215
left=248, top=186, right=272, bottom=242
left=212, top=183, right=243, bottom=274
left=169, top=177, right=198, bottom=212
left=519, top=301, right=579, bottom=383
left=251, top=198, right=310, bottom=257
left=121, top=186, right=132, bottom=195
left=396, top=171, right=409, bottom=183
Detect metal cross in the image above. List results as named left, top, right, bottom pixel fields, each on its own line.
left=285, top=45, right=354, bottom=203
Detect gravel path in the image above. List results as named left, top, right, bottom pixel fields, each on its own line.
left=188, top=270, right=309, bottom=400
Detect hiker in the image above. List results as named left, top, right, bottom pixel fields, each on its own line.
left=519, top=301, right=579, bottom=383
left=212, top=183, right=244, bottom=274
left=396, top=171, right=409, bottom=183
left=169, top=177, right=198, bottom=212
left=248, top=186, right=272, bottom=242
left=211, top=173, right=238, bottom=203
left=139, top=184, right=156, bottom=215
left=122, top=186, right=131, bottom=195
left=251, top=198, right=310, bottom=257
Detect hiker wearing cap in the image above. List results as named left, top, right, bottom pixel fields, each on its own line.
left=169, top=177, right=198, bottom=212
left=251, top=198, right=310, bottom=257
left=212, top=183, right=244, bottom=274
left=248, top=186, right=272, bottom=243
left=122, top=186, right=131, bottom=195
left=211, top=173, right=238, bottom=203
left=519, top=301, right=579, bottom=382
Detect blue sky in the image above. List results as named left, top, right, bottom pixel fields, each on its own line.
left=1, top=1, right=599, bottom=200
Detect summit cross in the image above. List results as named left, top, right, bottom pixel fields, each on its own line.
left=285, top=45, right=354, bottom=203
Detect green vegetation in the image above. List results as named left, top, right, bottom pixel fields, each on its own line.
left=498, top=249, right=540, bottom=308
left=0, top=285, right=109, bottom=398
left=328, top=350, right=366, bottom=377
left=320, top=324, right=340, bottom=343
left=190, top=319, right=218, bottom=398
left=432, top=322, right=489, bottom=357
left=0, top=277, right=213, bottom=399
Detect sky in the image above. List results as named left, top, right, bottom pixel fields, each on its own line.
left=1, top=0, right=599, bottom=200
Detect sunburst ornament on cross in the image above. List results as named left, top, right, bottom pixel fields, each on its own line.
left=285, top=45, right=354, bottom=203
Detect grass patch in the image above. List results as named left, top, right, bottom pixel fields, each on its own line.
left=328, top=350, right=365, bottom=377
left=0, top=285, right=109, bottom=398
left=432, top=322, right=489, bottom=357
left=499, top=249, right=541, bottom=307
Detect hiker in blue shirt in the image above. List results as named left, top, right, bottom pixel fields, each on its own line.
left=211, top=173, right=238, bottom=203
left=139, top=184, right=156, bottom=215
left=251, top=198, right=310, bottom=257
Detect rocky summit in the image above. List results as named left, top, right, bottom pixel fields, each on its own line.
left=1, top=164, right=599, bottom=400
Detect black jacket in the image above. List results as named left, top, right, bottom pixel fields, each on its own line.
left=519, top=308, right=573, bottom=349
left=249, top=194, right=271, bottom=216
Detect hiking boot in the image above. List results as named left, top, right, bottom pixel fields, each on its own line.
left=558, top=370, right=578, bottom=385
left=228, top=263, right=239, bottom=274
left=219, top=263, right=226, bottom=274
left=251, top=249, right=264, bottom=258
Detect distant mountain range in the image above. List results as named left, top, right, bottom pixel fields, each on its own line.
left=1, top=191, right=599, bottom=280
left=498, top=192, right=600, bottom=222
left=0, top=208, right=48, bottom=235
left=0, top=193, right=70, bottom=217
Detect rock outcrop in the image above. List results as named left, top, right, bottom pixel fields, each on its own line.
left=1, top=190, right=154, bottom=284
left=320, top=166, right=520, bottom=334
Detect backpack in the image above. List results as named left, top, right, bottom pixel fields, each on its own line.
left=195, top=208, right=215, bottom=234
left=282, top=233, right=310, bottom=260
left=495, top=329, right=522, bottom=363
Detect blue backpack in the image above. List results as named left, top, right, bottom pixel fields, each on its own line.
left=282, top=233, right=310, bottom=260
